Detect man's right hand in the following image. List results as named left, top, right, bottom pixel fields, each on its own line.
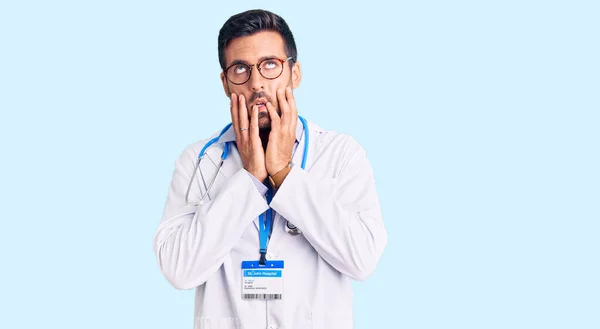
left=230, top=93, right=268, bottom=182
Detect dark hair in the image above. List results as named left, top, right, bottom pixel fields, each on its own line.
left=218, top=9, right=297, bottom=70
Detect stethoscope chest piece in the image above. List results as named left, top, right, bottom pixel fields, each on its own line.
left=285, top=221, right=302, bottom=236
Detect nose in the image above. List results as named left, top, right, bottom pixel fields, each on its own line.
left=248, top=65, right=264, bottom=91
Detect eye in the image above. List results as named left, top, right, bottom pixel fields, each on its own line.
left=234, top=65, right=247, bottom=74
left=262, top=60, right=278, bottom=70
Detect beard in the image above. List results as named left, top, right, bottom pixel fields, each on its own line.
left=258, top=111, right=271, bottom=131
left=248, top=91, right=281, bottom=131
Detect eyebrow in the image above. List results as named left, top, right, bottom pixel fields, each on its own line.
left=227, top=55, right=279, bottom=68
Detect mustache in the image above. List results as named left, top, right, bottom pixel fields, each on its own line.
left=248, top=91, right=273, bottom=105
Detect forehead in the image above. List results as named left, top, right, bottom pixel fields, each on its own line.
left=224, top=31, right=287, bottom=66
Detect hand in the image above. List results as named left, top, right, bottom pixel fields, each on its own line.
left=265, top=87, right=298, bottom=176
left=230, top=93, right=268, bottom=182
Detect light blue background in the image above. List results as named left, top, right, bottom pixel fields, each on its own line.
left=1, top=1, right=598, bottom=328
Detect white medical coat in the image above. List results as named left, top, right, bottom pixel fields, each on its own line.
left=154, top=119, right=387, bottom=329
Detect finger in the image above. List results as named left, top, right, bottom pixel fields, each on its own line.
left=276, top=88, right=290, bottom=126
left=238, top=94, right=249, bottom=138
left=266, top=101, right=281, bottom=130
left=230, top=93, right=240, bottom=139
left=286, top=87, right=297, bottom=116
left=249, top=103, right=260, bottom=145
left=286, top=87, right=298, bottom=132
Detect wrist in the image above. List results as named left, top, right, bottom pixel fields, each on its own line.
left=268, top=161, right=292, bottom=189
left=267, top=160, right=291, bottom=177
left=248, top=168, right=267, bottom=182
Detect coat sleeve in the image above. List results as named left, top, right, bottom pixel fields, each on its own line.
left=269, top=137, right=387, bottom=281
left=153, top=145, right=269, bottom=290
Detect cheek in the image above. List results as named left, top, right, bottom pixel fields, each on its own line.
left=228, top=85, right=247, bottom=97
left=266, top=83, right=288, bottom=105
left=229, top=88, right=252, bottom=106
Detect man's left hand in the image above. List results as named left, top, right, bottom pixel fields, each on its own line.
left=265, top=87, right=298, bottom=177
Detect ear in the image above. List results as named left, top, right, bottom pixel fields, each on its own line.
left=220, top=72, right=231, bottom=97
left=291, top=61, right=302, bottom=89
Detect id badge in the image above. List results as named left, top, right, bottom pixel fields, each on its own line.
left=241, top=260, right=284, bottom=300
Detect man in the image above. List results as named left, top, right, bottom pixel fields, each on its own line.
left=154, top=9, right=387, bottom=329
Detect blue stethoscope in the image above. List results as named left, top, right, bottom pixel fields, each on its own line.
left=184, top=115, right=308, bottom=238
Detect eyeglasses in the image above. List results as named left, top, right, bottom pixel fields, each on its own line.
left=224, top=57, right=293, bottom=85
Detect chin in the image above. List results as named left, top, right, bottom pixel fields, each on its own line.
left=258, top=122, right=271, bottom=131
left=258, top=115, right=271, bottom=130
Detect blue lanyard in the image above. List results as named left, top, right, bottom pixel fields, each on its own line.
left=259, top=188, right=274, bottom=265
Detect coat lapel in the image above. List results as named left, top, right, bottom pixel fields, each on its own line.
left=205, top=141, right=261, bottom=231
left=204, top=141, right=240, bottom=181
